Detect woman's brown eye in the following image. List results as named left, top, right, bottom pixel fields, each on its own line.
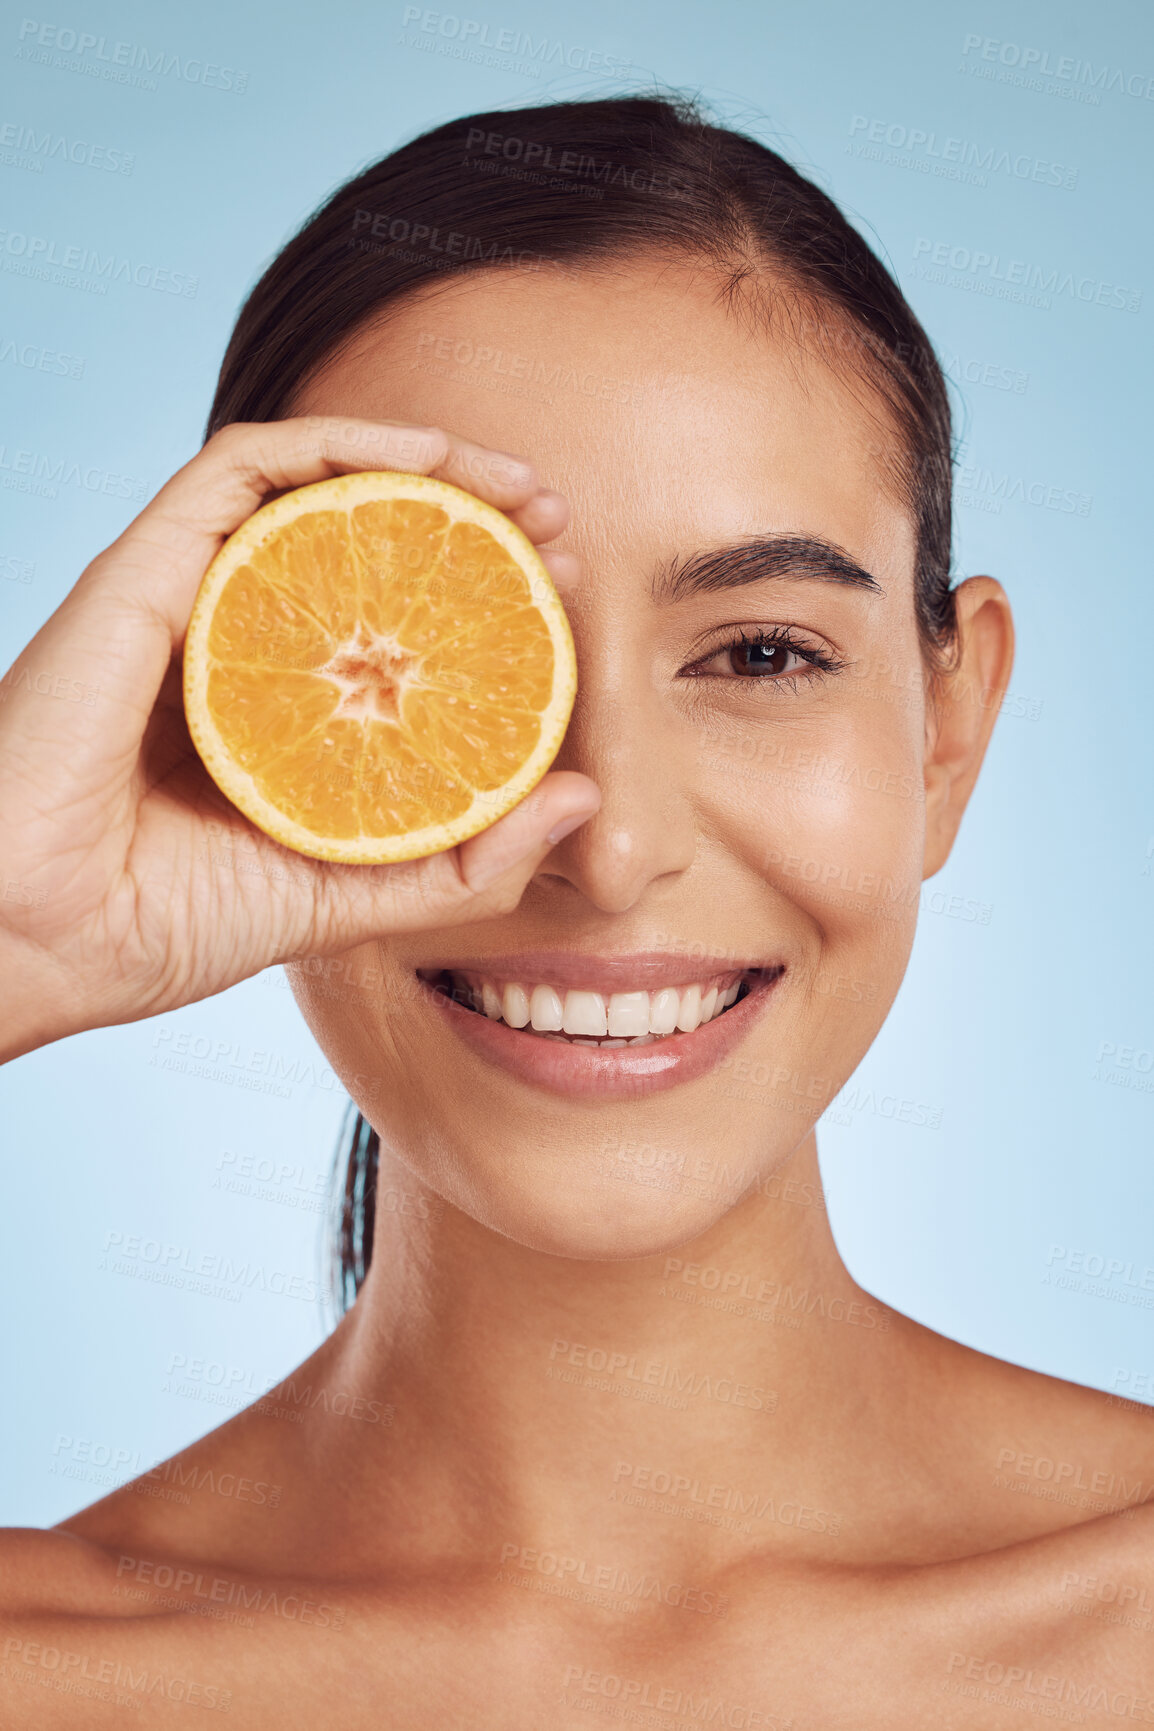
left=728, top=641, right=799, bottom=676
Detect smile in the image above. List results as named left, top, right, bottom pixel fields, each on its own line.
left=420, top=968, right=751, bottom=1045
left=414, top=955, right=785, bottom=1099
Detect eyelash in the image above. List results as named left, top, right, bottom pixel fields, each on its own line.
left=683, top=626, right=847, bottom=692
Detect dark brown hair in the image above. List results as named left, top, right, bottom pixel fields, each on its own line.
left=205, top=90, right=957, bottom=1316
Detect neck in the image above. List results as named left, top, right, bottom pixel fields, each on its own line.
left=304, top=1131, right=928, bottom=1578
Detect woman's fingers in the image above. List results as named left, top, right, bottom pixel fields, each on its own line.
left=1, top=416, right=575, bottom=798
left=534, top=548, right=581, bottom=597
left=454, top=771, right=601, bottom=895
left=0, top=416, right=590, bottom=1055
left=298, top=772, right=602, bottom=951
left=422, top=432, right=537, bottom=508
left=486, top=485, right=569, bottom=546
left=96, top=417, right=562, bottom=644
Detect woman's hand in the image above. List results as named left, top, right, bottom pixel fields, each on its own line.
left=0, top=418, right=600, bottom=1063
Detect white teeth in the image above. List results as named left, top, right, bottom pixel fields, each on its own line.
left=648, top=988, right=680, bottom=1035
left=444, top=970, right=751, bottom=1041
left=529, top=984, right=564, bottom=1031
left=562, top=990, right=608, bottom=1036
left=607, top=991, right=650, bottom=1037
left=502, top=982, right=530, bottom=1028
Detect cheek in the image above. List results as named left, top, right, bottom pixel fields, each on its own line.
left=764, top=761, right=925, bottom=917
left=776, top=772, right=925, bottom=1047
left=287, top=947, right=410, bottom=1111
left=288, top=952, right=506, bottom=1176
left=699, top=694, right=926, bottom=1007
left=703, top=680, right=924, bottom=857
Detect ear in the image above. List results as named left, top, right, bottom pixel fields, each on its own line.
left=923, top=576, right=1015, bottom=879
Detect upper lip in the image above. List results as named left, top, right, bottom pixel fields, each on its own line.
left=416, top=950, right=784, bottom=992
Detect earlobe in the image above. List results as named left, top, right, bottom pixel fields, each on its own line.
left=922, top=576, right=1016, bottom=880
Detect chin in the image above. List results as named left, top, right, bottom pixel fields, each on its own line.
left=437, top=1141, right=768, bottom=1263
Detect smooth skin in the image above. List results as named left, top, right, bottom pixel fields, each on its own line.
left=2, top=257, right=1152, bottom=1729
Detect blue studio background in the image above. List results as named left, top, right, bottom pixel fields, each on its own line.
left=2, top=0, right=1152, bottom=1522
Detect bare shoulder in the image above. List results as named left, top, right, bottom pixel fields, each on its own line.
left=890, top=1338, right=1154, bottom=1711
left=1045, top=1496, right=1154, bottom=1620
left=923, top=1503, right=1154, bottom=1722
left=882, top=1303, right=1154, bottom=1555
left=48, top=1375, right=311, bottom=1577
left=972, top=1350, right=1154, bottom=1525
left=0, top=1513, right=338, bottom=1729
left=0, top=1388, right=315, bottom=1629
left=0, top=1525, right=126, bottom=1615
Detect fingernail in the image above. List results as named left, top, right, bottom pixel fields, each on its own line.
left=545, top=807, right=597, bottom=846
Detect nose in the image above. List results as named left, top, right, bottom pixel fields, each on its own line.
left=528, top=659, right=697, bottom=914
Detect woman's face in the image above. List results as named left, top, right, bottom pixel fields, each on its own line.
left=288, top=256, right=931, bottom=1258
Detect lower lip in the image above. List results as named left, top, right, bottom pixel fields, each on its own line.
left=418, top=971, right=783, bottom=1100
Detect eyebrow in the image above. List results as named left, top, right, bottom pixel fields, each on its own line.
left=650, top=533, right=884, bottom=605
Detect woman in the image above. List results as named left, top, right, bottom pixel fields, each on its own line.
left=2, top=92, right=1151, bottom=1728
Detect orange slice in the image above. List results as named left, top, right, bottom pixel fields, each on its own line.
left=182, top=470, right=578, bottom=864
